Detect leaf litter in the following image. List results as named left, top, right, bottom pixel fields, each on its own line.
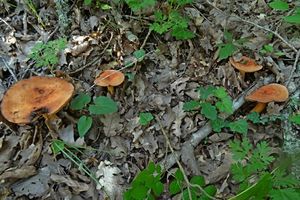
left=0, top=0, right=299, bottom=199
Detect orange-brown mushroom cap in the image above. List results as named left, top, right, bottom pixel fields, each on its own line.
left=245, top=83, right=289, bottom=103
left=229, top=56, right=263, bottom=73
left=0, top=76, right=74, bottom=124
left=94, top=70, right=125, bottom=87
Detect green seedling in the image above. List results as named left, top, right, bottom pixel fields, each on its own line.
left=139, top=112, right=154, bottom=126
left=125, top=0, right=156, bottom=12
left=260, top=44, right=285, bottom=57
left=183, top=85, right=248, bottom=134
left=269, top=0, right=300, bottom=24
left=229, top=138, right=300, bottom=200
left=28, top=38, right=67, bottom=69
left=70, top=94, right=118, bottom=137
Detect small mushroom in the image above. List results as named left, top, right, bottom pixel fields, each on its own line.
left=94, top=70, right=125, bottom=94
left=0, top=76, right=74, bottom=124
left=229, top=56, right=263, bottom=80
left=245, top=83, right=289, bottom=113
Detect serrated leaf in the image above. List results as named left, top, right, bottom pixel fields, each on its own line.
left=88, top=96, right=118, bottom=115
left=183, top=100, right=201, bottom=111
left=283, top=14, right=300, bottom=24
left=139, top=112, right=154, bottom=126
left=216, top=96, right=233, bottom=114
left=247, top=112, right=261, bottom=124
left=270, top=188, right=300, bottom=200
left=269, top=0, right=289, bottom=11
left=213, top=87, right=227, bottom=99
left=211, top=118, right=226, bottom=132
left=77, top=116, right=92, bottom=138
left=218, top=43, right=237, bottom=60
left=70, top=93, right=91, bottom=110
left=201, top=102, right=217, bottom=120
left=228, top=119, right=248, bottom=134
left=229, top=138, right=252, bottom=161
left=198, top=86, right=216, bottom=99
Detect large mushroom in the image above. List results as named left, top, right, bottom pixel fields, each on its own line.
left=1, top=76, right=74, bottom=124
left=94, top=70, right=125, bottom=94
left=245, top=83, right=289, bottom=113
left=229, top=56, right=263, bottom=80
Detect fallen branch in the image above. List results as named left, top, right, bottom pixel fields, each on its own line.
left=160, top=76, right=274, bottom=170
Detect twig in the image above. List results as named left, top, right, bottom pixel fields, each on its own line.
left=205, top=0, right=297, bottom=53
left=159, top=76, right=274, bottom=170
left=1, top=57, right=18, bottom=82
left=140, top=29, right=152, bottom=50
left=0, top=17, right=15, bottom=30
left=157, top=117, right=216, bottom=200
left=286, top=49, right=300, bottom=86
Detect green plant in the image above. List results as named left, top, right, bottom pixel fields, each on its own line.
left=260, top=44, right=285, bottom=57
left=183, top=85, right=248, bottom=134
left=139, top=112, right=154, bottom=126
left=125, top=0, right=156, bottom=12
left=169, top=168, right=217, bottom=200
left=70, top=94, right=118, bottom=137
left=269, top=0, right=300, bottom=24
left=123, top=161, right=164, bottom=200
left=229, top=138, right=300, bottom=200
left=123, top=162, right=216, bottom=200
left=28, top=38, right=67, bottom=69
left=217, top=31, right=238, bottom=60
left=51, top=139, right=100, bottom=184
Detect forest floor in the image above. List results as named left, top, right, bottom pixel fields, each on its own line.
left=0, top=0, right=299, bottom=200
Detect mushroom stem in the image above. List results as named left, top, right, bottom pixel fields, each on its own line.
left=239, top=70, right=245, bottom=80
left=251, top=102, right=267, bottom=113
left=107, top=86, right=114, bottom=95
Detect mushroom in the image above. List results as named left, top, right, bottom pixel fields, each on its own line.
left=94, top=70, right=125, bottom=94
left=0, top=76, right=74, bottom=124
left=245, top=83, right=289, bottom=113
left=229, top=56, right=263, bottom=80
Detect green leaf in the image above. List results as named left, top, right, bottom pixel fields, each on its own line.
left=246, top=112, right=260, bottom=124
left=269, top=0, right=289, bottom=11
left=198, top=86, right=216, bottom=99
left=283, top=14, right=300, bottom=24
left=130, top=185, right=148, bottom=199
left=182, top=188, right=197, bottom=200
left=125, top=0, right=156, bottom=12
left=171, top=27, right=194, bottom=40
left=228, top=119, right=248, bottom=134
left=70, top=93, right=91, bottom=110
left=229, top=173, right=272, bottom=200
left=270, top=188, right=300, bottom=200
left=152, top=182, right=164, bottom=196
left=139, top=112, right=154, bottom=126
left=229, top=138, right=252, bottom=161
left=218, top=43, right=237, bottom=60
left=84, top=0, right=92, bottom=5
left=211, top=118, right=226, bottom=132
left=199, top=185, right=217, bottom=200
left=183, top=100, right=201, bottom=111
left=174, top=169, right=184, bottom=181
left=51, top=139, right=65, bottom=154
left=201, top=103, right=217, bottom=120
left=169, top=180, right=181, bottom=195
left=190, top=175, right=205, bottom=187
left=133, top=49, right=145, bottom=62
left=289, top=114, right=300, bottom=125
left=77, top=116, right=92, bottom=138
left=88, top=96, right=118, bottom=115
left=216, top=96, right=233, bottom=114
left=213, top=87, right=227, bottom=99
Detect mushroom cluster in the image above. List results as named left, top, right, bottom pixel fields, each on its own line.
left=1, top=76, right=74, bottom=124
